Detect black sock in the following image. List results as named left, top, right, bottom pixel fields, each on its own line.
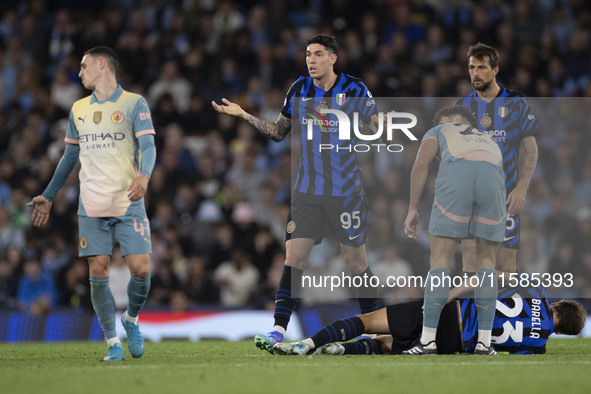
left=310, top=316, right=365, bottom=347
left=273, top=266, right=303, bottom=330
left=342, top=338, right=383, bottom=355
left=356, top=267, right=378, bottom=314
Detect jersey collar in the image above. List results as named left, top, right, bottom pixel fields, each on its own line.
left=470, top=85, right=505, bottom=99
left=90, top=85, right=123, bottom=104
left=312, top=71, right=342, bottom=94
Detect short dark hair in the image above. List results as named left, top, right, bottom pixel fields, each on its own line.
left=84, top=46, right=119, bottom=73
left=433, top=105, right=477, bottom=127
left=554, top=299, right=587, bottom=335
left=307, top=35, right=339, bottom=55
left=467, top=42, right=500, bottom=69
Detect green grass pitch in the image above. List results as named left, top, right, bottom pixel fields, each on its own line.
left=2, top=339, right=591, bottom=394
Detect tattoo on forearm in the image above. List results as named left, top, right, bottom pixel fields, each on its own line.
left=276, top=116, right=291, bottom=140
left=245, top=114, right=291, bottom=142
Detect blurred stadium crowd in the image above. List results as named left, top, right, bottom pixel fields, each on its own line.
left=1, top=0, right=591, bottom=316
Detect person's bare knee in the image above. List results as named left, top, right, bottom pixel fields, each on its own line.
left=429, top=234, right=457, bottom=269
left=375, top=335, right=393, bottom=354
left=285, top=239, right=314, bottom=270
left=88, top=255, right=110, bottom=277
left=475, top=238, right=500, bottom=270
left=461, top=239, right=477, bottom=273
left=359, top=308, right=389, bottom=333
left=126, top=254, right=151, bottom=278
left=496, top=247, right=517, bottom=272
left=341, top=244, right=368, bottom=274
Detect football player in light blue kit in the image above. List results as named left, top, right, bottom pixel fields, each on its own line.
left=403, top=105, right=506, bottom=355
left=29, top=47, right=156, bottom=361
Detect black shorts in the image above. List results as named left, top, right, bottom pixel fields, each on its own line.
left=285, top=192, right=368, bottom=246
left=501, top=213, right=520, bottom=249
left=386, top=300, right=463, bottom=355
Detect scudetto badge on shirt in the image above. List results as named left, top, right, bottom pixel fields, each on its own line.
left=93, top=111, right=102, bottom=124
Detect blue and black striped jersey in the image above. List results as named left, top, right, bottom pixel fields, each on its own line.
left=281, top=72, right=378, bottom=196
left=455, top=87, right=539, bottom=195
left=460, top=285, right=553, bottom=354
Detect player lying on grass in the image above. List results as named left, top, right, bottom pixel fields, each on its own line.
left=273, top=280, right=586, bottom=356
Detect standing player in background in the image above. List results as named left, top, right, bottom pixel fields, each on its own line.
left=212, top=35, right=380, bottom=352
left=403, top=106, right=506, bottom=355
left=28, top=47, right=156, bottom=361
left=456, top=43, right=539, bottom=274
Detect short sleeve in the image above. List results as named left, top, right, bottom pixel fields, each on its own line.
left=357, top=82, right=379, bottom=124
left=281, top=77, right=305, bottom=119
left=132, top=97, right=156, bottom=138
left=518, top=97, right=539, bottom=139
left=422, top=125, right=440, bottom=143
left=64, top=110, right=80, bottom=144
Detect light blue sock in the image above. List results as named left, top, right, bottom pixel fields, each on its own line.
left=475, top=268, right=498, bottom=331
left=423, top=268, right=451, bottom=329
left=127, top=274, right=151, bottom=318
left=89, top=276, right=117, bottom=339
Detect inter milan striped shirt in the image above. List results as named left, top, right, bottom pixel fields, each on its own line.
left=459, top=284, right=553, bottom=354
left=455, top=87, right=539, bottom=195
left=281, top=72, right=378, bottom=197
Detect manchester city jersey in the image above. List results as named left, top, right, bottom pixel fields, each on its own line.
left=65, top=85, right=155, bottom=217
left=460, top=284, right=553, bottom=354
left=455, top=87, right=539, bottom=194
left=422, top=122, right=503, bottom=167
left=281, top=72, right=378, bottom=197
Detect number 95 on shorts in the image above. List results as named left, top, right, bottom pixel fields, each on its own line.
left=78, top=214, right=152, bottom=257
left=287, top=192, right=368, bottom=246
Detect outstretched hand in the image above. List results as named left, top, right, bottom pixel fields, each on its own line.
left=27, top=195, right=53, bottom=227
left=211, top=98, right=244, bottom=118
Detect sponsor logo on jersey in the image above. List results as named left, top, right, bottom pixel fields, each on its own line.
left=304, top=108, right=418, bottom=141
left=304, top=109, right=330, bottom=133
left=484, top=129, right=507, bottom=142
left=80, top=236, right=88, bottom=249
left=79, top=132, right=126, bottom=143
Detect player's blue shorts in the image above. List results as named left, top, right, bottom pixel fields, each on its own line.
left=78, top=213, right=152, bottom=257
left=429, top=159, right=506, bottom=243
